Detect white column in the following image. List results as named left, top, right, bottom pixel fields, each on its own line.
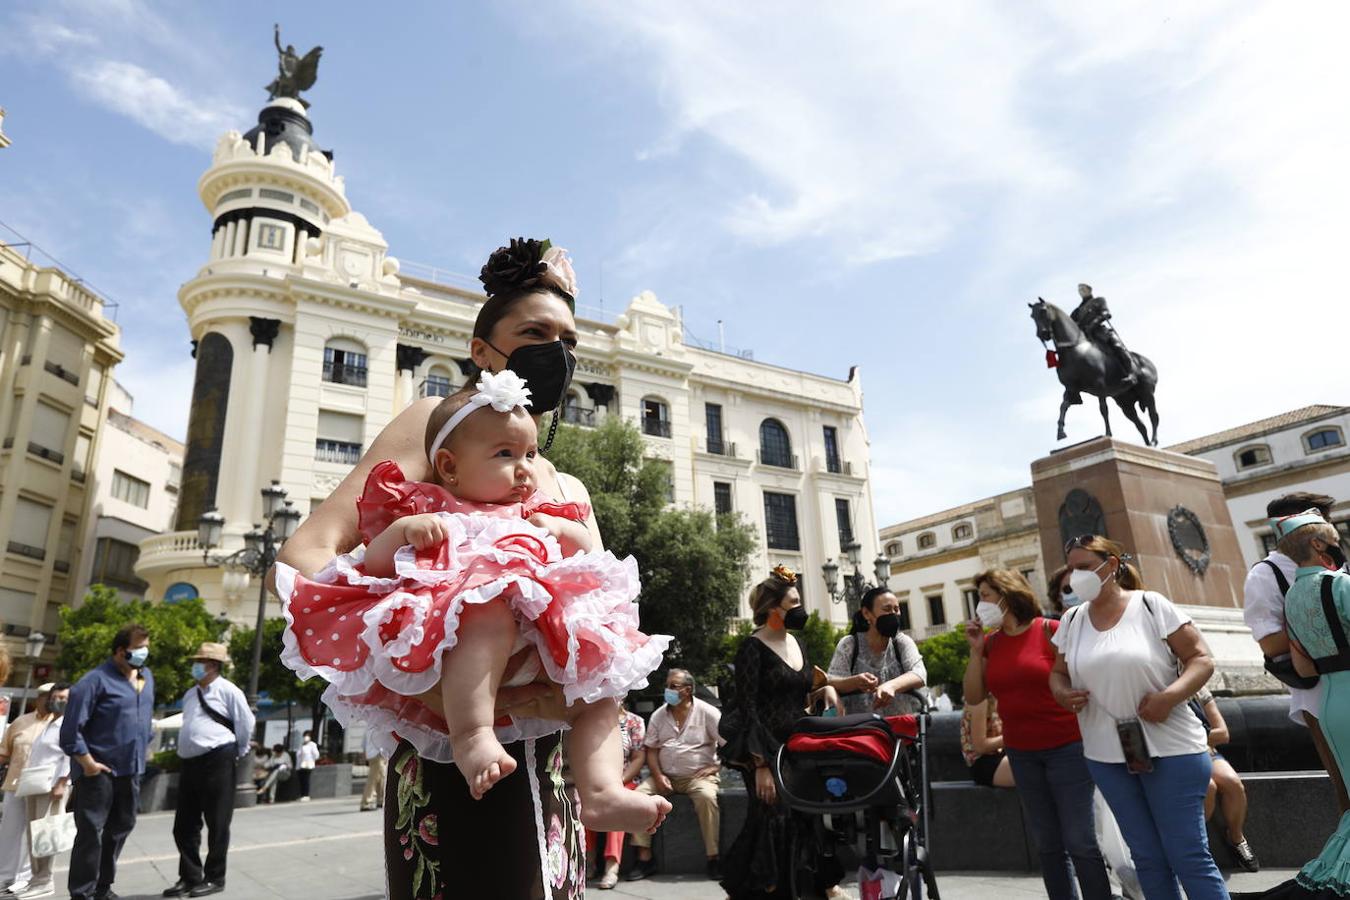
left=232, top=337, right=272, bottom=528
left=399, top=368, right=415, bottom=410
left=222, top=221, right=236, bottom=258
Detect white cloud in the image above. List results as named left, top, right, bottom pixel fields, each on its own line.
left=69, top=60, right=242, bottom=149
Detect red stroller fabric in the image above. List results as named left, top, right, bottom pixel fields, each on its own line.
left=785, top=714, right=919, bottom=764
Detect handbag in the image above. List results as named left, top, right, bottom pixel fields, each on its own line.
left=29, top=810, right=76, bottom=858
left=15, top=763, right=56, bottom=798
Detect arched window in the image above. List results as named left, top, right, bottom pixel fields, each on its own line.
left=1235, top=444, right=1272, bottom=470
left=952, top=523, right=973, bottom=541
left=563, top=390, right=594, bottom=427
left=917, top=532, right=936, bottom=550
left=1304, top=427, right=1345, bottom=454
left=323, top=337, right=368, bottom=387
left=420, top=365, right=453, bottom=399
left=885, top=541, right=901, bottom=557
left=641, top=397, right=670, bottom=437
left=759, top=418, right=794, bottom=468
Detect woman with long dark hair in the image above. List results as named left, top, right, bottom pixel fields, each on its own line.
left=277, top=237, right=603, bottom=899
left=827, top=587, right=927, bottom=716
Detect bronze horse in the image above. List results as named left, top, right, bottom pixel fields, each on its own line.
left=1030, top=299, right=1160, bottom=446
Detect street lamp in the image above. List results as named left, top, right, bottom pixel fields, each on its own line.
left=17, top=631, right=47, bottom=717
left=198, top=481, right=302, bottom=710
left=822, top=540, right=892, bottom=613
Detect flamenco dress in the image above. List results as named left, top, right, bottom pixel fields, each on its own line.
left=274, top=459, right=670, bottom=764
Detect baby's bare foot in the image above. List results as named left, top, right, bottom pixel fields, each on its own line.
left=453, top=727, right=517, bottom=799
left=580, top=787, right=672, bottom=834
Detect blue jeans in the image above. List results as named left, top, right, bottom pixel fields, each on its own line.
left=1006, top=742, right=1112, bottom=900
left=1087, top=752, right=1228, bottom=900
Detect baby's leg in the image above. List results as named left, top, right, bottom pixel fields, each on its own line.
left=568, top=699, right=671, bottom=834
left=441, top=599, right=518, bottom=799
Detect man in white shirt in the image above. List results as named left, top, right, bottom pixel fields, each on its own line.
left=163, top=643, right=255, bottom=898
left=359, top=728, right=385, bottom=812
left=627, top=670, right=723, bottom=882
left=1243, top=492, right=1348, bottom=813
left=296, top=731, right=320, bottom=800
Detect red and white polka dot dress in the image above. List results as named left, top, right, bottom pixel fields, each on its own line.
left=275, top=460, right=670, bottom=763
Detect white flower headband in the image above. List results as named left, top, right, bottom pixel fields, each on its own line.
left=428, top=370, right=533, bottom=460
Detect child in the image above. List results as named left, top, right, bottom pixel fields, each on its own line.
left=276, top=370, right=672, bottom=834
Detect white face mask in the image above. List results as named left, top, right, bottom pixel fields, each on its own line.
left=1068, top=560, right=1112, bottom=605
left=976, top=600, right=1004, bottom=629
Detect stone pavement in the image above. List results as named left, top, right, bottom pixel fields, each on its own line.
left=49, top=797, right=1300, bottom=898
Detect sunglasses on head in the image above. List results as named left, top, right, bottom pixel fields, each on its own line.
left=1064, top=534, right=1098, bottom=555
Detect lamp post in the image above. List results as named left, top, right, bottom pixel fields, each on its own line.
left=821, top=539, right=892, bottom=613
left=16, top=631, right=47, bottom=717
left=198, top=480, right=302, bottom=710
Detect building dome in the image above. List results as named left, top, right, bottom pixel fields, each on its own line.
left=240, top=98, right=331, bottom=163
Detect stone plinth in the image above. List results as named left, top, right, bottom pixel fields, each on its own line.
left=1031, top=437, right=1247, bottom=608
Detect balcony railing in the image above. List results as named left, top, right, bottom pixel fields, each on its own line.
left=758, top=450, right=799, bottom=470
left=7, top=541, right=46, bottom=561
left=823, top=458, right=853, bottom=476
left=418, top=378, right=452, bottom=399
left=43, top=360, right=80, bottom=386
left=706, top=440, right=738, bottom=458
left=562, top=406, right=594, bottom=427
left=72, top=468, right=87, bottom=483
left=54, top=560, right=71, bottom=574
left=642, top=419, right=672, bottom=438
left=322, top=361, right=368, bottom=388
left=316, top=439, right=362, bottom=465
left=27, top=442, right=64, bottom=465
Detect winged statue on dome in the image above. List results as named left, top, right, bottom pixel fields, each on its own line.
left=266, top=24, right=323, bottom=108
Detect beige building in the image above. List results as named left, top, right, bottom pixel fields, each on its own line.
left=135, top=97, right=877, bottom=626
left=0, top=237, right=122, bottom=690
left=0, top=107, right=10, bottom=150
left=78, top=381, right=184, bottom=601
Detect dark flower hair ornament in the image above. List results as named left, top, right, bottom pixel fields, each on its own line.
left=478, top=237, right=577, bottom=309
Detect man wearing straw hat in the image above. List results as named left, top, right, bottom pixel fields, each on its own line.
left=162, top=643, right=253, bottom=898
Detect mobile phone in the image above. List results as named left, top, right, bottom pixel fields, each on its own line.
left=1116, top=718, right=1154, bottom=774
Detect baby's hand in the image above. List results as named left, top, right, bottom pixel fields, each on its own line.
left=402, top=513, right=448, bottom=551
left=527, top=513, right=594, bottom=556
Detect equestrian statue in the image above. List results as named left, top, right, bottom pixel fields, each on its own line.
left=1029, top=284, right=1160, bottom=446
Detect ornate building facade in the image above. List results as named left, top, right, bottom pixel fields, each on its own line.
left=135, top=97, right=878, bottom=625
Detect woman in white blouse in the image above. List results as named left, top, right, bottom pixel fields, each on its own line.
left=1048, top=536, right=1227, bottom=900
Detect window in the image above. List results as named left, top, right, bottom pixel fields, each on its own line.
left=168, top=462, right=182, bottom=492
left=1260, top=532, right=1278, bottom=556
left=885, top=541, right=900, bottom=557
left=9, top=498, right=53, bottom=559
left=1235, top=445, right=1272, bottom=469
left=962, top=588, right=979, bottom=619
left=54, top=520, right=77, bottom=573
left=72, top=433, right=91, bottom=481
left=315, top=408, right=365, bottom=465
left=713, top=481, right=733, bottom=517
left=1305, top=428, right=1345, bottom=453
left=759, top=419, right=794, bottom=468
left=562, top=391, right=593, bottom=427
left=323, top=339, right=368, bottom=387
left=706, top=403, right=725, bottom=454
left=897, top=601, right=912, bottom=632
left=952, top=523, right=973, bottom=541
left=29, top=401, right=69, bottom=462
left=111, top=470, right=151, bottom=508
left=641, top=398, right=671, bottom=438
left=917, top=532, right=936, bottom=550
left=763, top=492, right=801, bottom=551
left=256, top=223, right=285, bottom=250
left=420, top=367, right=453, bottom=399
left=92, top=538, right=147, bottom=591
left=927, top=595, right=946, bottom=627
left=1021, top=569, right=1037, bottom=587
left=835, top=498, right=854, bottom=545
left=86, top=364, right=104, bottom=406
left=823, top=426, right=841, bottom=474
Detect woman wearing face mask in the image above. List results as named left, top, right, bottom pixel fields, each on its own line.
left=963, top=568, right=1110, bottom=900
left=719, top=567, right=847, bottom=900
left=0, top=682, right=71, bottom=898
left=1048, top=535, right=1225, bottom=900
left=276, top=238, right=599, bottom=900
left=828, top=587, right=928, bottom=716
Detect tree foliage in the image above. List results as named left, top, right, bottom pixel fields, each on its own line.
left=712, top=612, right=847, bottom=687
left=57, top=585, right=228, bottom=707
left=917, top=626, right=970, bottom=690
left=548, top=418, right=758, bottom=682
left=227, top=617, right=325, bottom=713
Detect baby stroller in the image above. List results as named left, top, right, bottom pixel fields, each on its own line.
left=773, top=699, right=939, bottom=900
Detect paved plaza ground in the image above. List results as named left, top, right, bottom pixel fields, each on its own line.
left=50, top=797, right=1298, bottom=898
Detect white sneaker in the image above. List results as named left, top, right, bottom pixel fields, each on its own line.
left=15, top=884, right=54, bottom=899
left=300, top=796, right=311, bottom=802
left=0, top=882, right=31, bottom=898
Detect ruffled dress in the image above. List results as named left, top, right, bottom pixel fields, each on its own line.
left=275, top=460, right=670, bottom=764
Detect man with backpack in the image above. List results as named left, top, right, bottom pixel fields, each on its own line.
left=1243, top=491, right=1348, bottom=812
left=162, top=643, right=255, bottom=898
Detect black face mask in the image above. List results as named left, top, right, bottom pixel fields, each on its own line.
left=872, top=613, right=900, bottom=638
left=487, top=339, right=576, bottom=414
left=782, top=607, right=809, bottom=631
left=1327, top=543, right=1348, bottom=571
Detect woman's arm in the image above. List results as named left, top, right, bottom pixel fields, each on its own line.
left=1138, top=623, right=1215, bottom=723
left=962, top=621, right=989, bottom=705
left=1290, top=633, right=1317, bottom=678
left=825, top=635, right=877, bottom=694
left=275, top=398, right=440, bottom=580
left=882, top=635, right=927, bottom=696
left=1048, top=650, right=1089, bottom=712
left=1203, top=698, right=1229, bottom=747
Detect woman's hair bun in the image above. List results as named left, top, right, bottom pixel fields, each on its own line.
left=479, top=237, right=577, bottom=307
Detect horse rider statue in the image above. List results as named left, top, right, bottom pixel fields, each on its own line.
left=1070, top=284, right=1137, bottom=387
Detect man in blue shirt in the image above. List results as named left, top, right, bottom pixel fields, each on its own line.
left=162, top=643, right=254, bottom=898
left=60, top=623, right=155, bottom=900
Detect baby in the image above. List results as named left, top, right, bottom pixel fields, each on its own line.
left=280, top=371, right=670, bottom=835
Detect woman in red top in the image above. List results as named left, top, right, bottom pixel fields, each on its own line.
left=962, top=569, right=1110, bottom=900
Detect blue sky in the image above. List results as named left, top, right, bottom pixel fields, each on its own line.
left=2, top=1, right=1346, bottom=526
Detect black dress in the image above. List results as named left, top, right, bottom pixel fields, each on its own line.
left=720, top=635, right=844, bottom=899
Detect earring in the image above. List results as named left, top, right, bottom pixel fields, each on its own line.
left=448, top=475, right=457, bottom=485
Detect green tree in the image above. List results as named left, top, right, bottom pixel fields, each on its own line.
left=57, top=585, right=228, bottom=707
left=918, top=627, right=970, bottom=699
left=227, top=618, right=326, bottom=722
left=548, top=419, right=758, bottom=682
left=711, top=612, right=846, bottom=686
